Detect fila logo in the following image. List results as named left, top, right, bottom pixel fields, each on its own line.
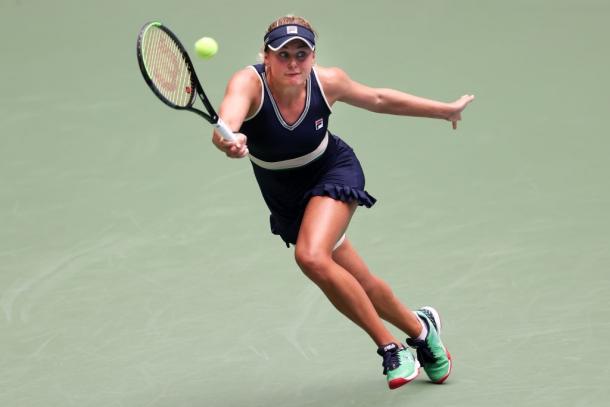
left=315, top=118, right=324, bottom=130
left=383, top=344, right=396, bottom=352
left=287, top=26, right=298, bottom=34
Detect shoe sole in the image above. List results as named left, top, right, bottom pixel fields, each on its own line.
left=388, top=360, right=421, bottom=390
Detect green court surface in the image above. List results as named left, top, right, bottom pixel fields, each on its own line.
left=1, top=1, right=609, bottom=406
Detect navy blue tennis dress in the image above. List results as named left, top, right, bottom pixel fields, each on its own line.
left=239, top=63, right=376, bottom=247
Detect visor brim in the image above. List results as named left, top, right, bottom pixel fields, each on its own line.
left=267, top=36, right=315, bottom=51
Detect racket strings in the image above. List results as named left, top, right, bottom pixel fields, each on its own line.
left=143, top=26, right=193, bottom=107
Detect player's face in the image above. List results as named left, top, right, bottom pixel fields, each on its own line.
left=265, top=40, right=315, bottom=86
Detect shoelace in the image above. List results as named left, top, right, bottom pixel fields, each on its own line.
left=380, top=349, right=401, bottom=375
left=407, top=338, right=438, bottom=364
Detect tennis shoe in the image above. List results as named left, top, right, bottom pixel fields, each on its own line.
left=406, top=306, right=452, bottom=384
left=376, top=342, right=420, bottom=389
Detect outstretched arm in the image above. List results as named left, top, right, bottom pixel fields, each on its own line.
left=317, top=66, right=474, bottom=129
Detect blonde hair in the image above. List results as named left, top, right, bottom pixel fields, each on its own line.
left=265, top=15, right=316, bottom=36
left=258, top=15, right=317, bottom=61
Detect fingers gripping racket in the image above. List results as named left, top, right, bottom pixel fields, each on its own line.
left=136, top=21, right=235, bottom=141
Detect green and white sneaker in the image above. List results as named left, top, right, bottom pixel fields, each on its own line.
left=376, top=342, right=420, bottom=389
left=406, top=306, right=452, bottom=384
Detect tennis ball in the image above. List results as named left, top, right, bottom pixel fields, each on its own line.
left=194, top=37, right=218, bottom=59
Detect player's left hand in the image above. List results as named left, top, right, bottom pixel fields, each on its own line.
left=447, top=94, right=475, bottom=130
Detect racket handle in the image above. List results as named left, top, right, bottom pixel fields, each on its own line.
left=214, top=118, right=236, bottom=141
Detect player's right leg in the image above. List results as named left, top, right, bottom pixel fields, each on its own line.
left=332, top=240, right=451, bottom=383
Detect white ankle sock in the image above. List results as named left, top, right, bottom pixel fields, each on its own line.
left=415, top=317, right=428, bottom=341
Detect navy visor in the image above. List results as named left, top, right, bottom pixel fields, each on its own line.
left=264, top=24, right=315, bottom=51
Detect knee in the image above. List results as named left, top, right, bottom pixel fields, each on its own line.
left=294, top=246, right=333, bottom=282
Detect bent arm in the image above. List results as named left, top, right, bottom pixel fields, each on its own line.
left=213, top=68, right=260, bottom=157
left=217, top=68, right=259, bottom=132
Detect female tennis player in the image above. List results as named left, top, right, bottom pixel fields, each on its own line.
left=213, top=15, right=474, bottom=390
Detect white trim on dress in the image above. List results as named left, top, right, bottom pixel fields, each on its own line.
left=248, top=131, right=329, bottom=170
left=312, top=66, right=333, bottom=113
left=261, top=71, right=311, bottom=131
left=244, top=65, right=264, bottom=121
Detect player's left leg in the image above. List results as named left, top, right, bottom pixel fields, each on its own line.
left=407, top=307, right=452, bottom=384
left=332, top=239, right=423, bottom=337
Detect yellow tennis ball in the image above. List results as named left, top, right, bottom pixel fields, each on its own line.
left=194, top=37, right=218, bottom=59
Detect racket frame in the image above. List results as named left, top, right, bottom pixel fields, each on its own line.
left=136, top=21, right=235, bottom=141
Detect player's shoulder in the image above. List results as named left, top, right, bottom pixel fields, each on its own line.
left=315, top=65, right=349, bottom=83
left=227, top=66, right=262, bottom=96
left=314, top=65, right=351, bottom=102
left=230, top=66, right=261, bottom=85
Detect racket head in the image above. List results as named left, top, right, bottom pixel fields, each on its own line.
left=137, top=22, right=201, bottom=113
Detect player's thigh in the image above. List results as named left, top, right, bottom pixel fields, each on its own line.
left=296, top=196, right=356, bottom=255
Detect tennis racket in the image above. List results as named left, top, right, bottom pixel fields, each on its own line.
left=136, top=21, right=235, bottom=141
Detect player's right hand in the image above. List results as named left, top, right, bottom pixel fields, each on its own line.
left=213, top=132, right=249, bottom=158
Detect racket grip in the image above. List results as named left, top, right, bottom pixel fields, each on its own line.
left=214, top=118, right=236, bottom=141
